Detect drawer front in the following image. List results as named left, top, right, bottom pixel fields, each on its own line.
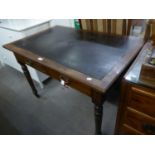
left=128, top=86, right=155, bottom=118
left=123, top=107, right=155, bottom=134
left=120, top=124, right=143, bottom=135
left=15, top=54, right=92, bottom=96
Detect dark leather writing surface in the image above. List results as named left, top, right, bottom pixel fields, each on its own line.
left=14, top=26, right=142, bottom=79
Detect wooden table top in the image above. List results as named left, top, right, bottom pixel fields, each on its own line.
left=11, top=26, right=143, bottom=79
left=4, top=26, right=144, bottom=93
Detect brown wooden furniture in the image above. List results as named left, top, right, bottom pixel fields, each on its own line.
left=4, top=26, right=144, bottom=134
left=115, top=42, right=155, bottom=135
left=144, top=19, right=155, bottom=42
left=79, top=19, right=132, bottom=36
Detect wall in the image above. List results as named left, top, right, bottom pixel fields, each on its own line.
left=50, top=19, right=74, bottom=28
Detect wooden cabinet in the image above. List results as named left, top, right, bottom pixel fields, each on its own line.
left=116, top=82, right=155, bottom=134
left=115, top=42, right=155, bottom=135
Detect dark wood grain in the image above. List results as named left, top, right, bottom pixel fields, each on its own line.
left=112, top=19, right=116, bottom=34
left=3, top=26, right=144, bottom=134
left=129, top=86, right=155, bottom=118
left=115, top=80, right=131, bottom=134
left=102, top=19, right=106, bottom=32
left=124, top=107, right=155, bottom=134
left=18, top=61, right=40, bottom=98
left=122, top=19, right=126, bottom=35
left=94, top=105, right=103, bottom=135
left=4, top=26, right=144, bottom=93
left=115, top=42, right=155, bottom=135
left=107, top=19, right=111, bottom=34
left=79, top=19, right=136, bottom=36
left=121, top=124, right=143, bottom=135
left=144, top=19, right=155, bottom=42
left=127, top=20, right=132, bottom=35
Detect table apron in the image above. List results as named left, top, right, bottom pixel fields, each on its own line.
left=14, top=53, right=104, bottom=99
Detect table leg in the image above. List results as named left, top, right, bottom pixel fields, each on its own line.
left=19, top=62, right=40, bottom=98
left=92, top=91, right=105, bottom=135
left=94, top=105, right=103, bottom=135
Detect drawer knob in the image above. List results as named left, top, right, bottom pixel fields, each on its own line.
left=59, top=75, right=69, bottom=86
left=143, top=123, right=155, bottom=134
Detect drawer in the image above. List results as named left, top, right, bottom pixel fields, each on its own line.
left=123, top=107, right=155, bottom=134
left=120, top=124, right=143, bottom=135
left=15, top=54, right=92, bottom=96
left=128, top=86, right=155, bottom=117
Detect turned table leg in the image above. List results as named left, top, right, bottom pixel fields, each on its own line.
left=92, top=91, right=105, bottom=135
left=94, top=105, right=103, bottom=135
left=18, top=62, right=40, bottom=98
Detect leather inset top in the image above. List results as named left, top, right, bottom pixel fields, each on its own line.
left=14, top=26, right=143, bottom=79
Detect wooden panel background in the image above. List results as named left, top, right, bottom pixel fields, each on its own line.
left=80, top=19, right=132, bottom=36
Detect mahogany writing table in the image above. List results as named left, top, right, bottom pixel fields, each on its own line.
left=4, top=26, right=144, bottom=134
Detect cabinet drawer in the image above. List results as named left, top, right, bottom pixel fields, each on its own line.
left=120, top=124, right=143, bottom=135
left=124, top=107, right=155, bottom=134
left=128, top=86, right=155, bottom=117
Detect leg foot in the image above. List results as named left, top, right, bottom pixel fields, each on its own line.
left=94, top=105, right=103, bottom=135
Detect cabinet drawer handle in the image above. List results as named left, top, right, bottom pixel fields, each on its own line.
left=143, top=123, right=155, bottom=134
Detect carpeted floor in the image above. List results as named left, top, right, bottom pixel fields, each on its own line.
left=0, top=65, right=120, bottom=135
